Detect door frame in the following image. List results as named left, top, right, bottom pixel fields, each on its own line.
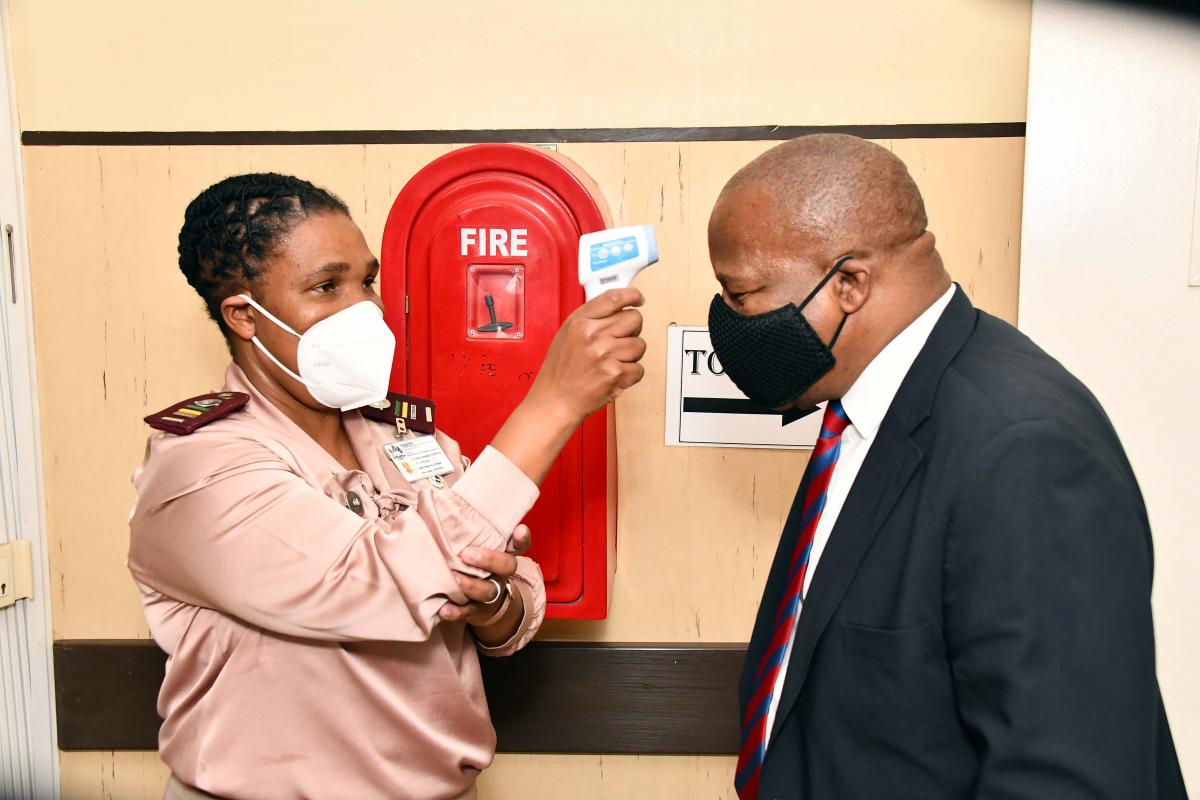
left=0, top=0, right=60, bottom=796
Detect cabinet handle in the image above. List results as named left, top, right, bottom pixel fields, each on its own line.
left=5, top=224, right=15, bottom=304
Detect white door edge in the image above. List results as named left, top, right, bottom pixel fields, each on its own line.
left=0, top=0, right=61, bottom=796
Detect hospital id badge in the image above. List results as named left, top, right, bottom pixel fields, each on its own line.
left=384, top=436, right=456, bottom=484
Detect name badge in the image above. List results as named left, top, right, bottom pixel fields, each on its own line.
left=384, top=436, right=456, bottom=484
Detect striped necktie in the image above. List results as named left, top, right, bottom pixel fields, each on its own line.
left=735, top=400, right=851, bottom=800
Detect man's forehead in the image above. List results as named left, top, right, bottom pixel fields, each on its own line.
left=711, top=216, right=819, bottom=288
left=712, top=246, right=771, bottom=286
left=710, top=181, right=807, bottom=255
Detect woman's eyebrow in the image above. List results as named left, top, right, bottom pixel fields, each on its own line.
left=300, top=262, right=351, bottom=280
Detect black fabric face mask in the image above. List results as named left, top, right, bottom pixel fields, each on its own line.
left=708, top=255, right=852, bottom=410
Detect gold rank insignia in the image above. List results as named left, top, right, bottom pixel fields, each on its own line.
left=144, top=392, right=249, bottom=435
left=359, top=392, right=436, bottom=436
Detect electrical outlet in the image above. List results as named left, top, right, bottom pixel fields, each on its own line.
left=0, top=540, right=33, bottom=609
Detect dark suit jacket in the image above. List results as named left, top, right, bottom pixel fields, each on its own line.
left=741, top=288, right=1188, bottom=799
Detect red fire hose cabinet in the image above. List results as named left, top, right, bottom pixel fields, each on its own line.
left=381, top=144, right=617, bottom=619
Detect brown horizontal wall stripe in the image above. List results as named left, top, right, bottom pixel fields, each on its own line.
left=22, top=122, right=1025, bottom=147
left=54, top=640, right=745, bottom=754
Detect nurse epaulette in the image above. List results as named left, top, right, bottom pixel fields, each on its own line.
left=360, top=393, right=436, bottom=435
left=145, top=392, right=249, bottom=435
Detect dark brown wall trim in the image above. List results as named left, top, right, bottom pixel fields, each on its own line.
left=22, top=122, right=1025, bottom=147
left=54, top=640, right=745, bottom=755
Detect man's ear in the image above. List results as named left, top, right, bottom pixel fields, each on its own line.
left=221, top=294, right=256, bottom=342
left=833, top=259, right=870, bottom=315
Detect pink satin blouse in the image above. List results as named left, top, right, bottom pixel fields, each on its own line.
left=128, top=365, right=546, bottom=800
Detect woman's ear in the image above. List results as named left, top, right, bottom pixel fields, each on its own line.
left=221, top=295, right=257, bottom=342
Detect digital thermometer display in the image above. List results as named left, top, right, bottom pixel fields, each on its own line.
left=578, top=225, right=658, bottom=301
left=590, top=236, right=640, bottom=271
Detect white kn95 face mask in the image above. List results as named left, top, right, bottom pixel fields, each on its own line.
left=239, top=295, right=396, bottom=412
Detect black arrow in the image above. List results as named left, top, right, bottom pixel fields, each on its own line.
left=682, top=397, right=820, bottom=426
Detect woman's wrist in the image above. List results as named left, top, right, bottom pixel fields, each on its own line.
left=491, top=391, right=581, bottom=485
left=471, top=580, right=526, bottom=647
left=519, top=386, right=583, bottom=433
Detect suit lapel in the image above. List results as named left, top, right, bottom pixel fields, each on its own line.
left=763, top=286, right=979, bottom=746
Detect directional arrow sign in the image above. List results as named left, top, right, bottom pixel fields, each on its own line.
left=665, top=326, right=823, bottom=449
left=681, top=397, right=819, bottom=426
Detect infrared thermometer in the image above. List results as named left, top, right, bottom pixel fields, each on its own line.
left=578, top=225, right=659, bottom=301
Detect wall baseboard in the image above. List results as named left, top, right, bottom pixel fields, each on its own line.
left=54, top=640, right=745, bottom=755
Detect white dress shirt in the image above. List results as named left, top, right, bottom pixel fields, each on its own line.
left=763, top=284, right=957, bottom=743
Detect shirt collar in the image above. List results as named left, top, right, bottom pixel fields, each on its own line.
left=224, top=362, right=389, bottom=483
left=839, top=284, right=957, bottom=439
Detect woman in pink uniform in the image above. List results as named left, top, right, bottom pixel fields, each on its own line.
left=127, top=173, right=646, bottom=800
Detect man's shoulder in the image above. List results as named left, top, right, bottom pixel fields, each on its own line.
left=933, top=310, right=1113, bottom=441
left=909, top=309, right=1140, bottom=516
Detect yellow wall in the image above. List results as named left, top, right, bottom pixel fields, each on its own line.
left=9, top=1, right=1032, bottom=797
left=9, top=0, right=1030, bottom=131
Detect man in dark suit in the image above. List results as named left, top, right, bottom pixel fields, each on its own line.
left=706, top=134, right=1188, bottom=800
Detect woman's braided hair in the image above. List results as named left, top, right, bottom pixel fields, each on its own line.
left=178, top=172, right=350, bottom=334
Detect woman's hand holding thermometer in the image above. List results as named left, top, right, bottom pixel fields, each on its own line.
left=488, top=226, right=655, bottom=485
left=490, top=286, right=646, bottom=485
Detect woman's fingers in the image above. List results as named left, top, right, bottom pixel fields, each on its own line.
left=579, top=287, right=644, bottom=319
left=461, top=546, right=518, bottom=577
left=609, top=335, right=648, bottom=363
left=618, top=362, right=646, bottom=390
left=438, top=601, right=472, bottom=622
left=439, top=569, right=510, bottom=625
left=523, top=286, right=647, bottom=423
left=509, top=524, right=532, bottom=555
left=597, top=307, right=644, bottom=338
left=455, top=572, right=505, bottom=604
left=439, top=547, right=520, bottom=625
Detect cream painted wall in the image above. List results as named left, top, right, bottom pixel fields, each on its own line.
left=7, top=0, right=1030, bottom=131
left=1020, top=1, right=1200, bottom=792
left=23, top=137, right=1023, bottom=644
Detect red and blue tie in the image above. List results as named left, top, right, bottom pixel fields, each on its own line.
left=735, top=400, right=851, bottom=800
